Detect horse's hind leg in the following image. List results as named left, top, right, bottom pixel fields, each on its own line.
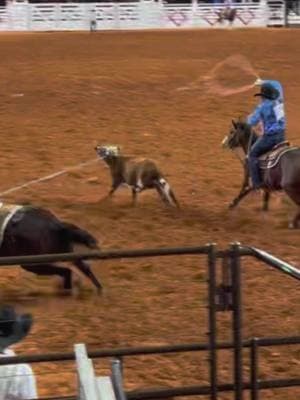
left=21, top=263, right=72, bottom=290
left=282, top=187, right=300, bottom=228
left=73, top=259, right=102, bottom=292
left=229, top=164, right=252, bottom=209
left=288, top=204, right=300, bottom=229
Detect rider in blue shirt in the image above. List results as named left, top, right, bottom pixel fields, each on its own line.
left=247, top=79, right=286, bottom=189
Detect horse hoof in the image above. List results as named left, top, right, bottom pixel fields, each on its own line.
left=228, top=202, right=236, bottom=209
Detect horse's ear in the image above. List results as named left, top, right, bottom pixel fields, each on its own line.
left=232, top=119, right=237, bottom=129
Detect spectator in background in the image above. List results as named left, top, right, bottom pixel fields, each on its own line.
left=0, top=305, right=38, bottom=400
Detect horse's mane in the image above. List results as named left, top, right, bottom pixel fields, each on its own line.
left=236, top=120, right=251, bottom=130
left=236, top=120, right=253, bottom=137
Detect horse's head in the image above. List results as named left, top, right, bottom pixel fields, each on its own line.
left=222, top=119, right=251, bottom=152
left=95, top=145, right=121, bottom=160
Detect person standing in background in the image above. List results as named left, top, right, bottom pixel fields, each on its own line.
left=0, top=305, right=38, bottom=400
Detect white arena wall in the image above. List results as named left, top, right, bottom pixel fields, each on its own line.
left=0, top=0, right=287, bottom=32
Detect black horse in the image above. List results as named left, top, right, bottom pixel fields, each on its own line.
left=0, top=204, right=102, bottom=292
left=222, top=119, right=300, bottom=228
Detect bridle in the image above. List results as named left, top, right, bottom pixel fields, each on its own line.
left=226, top=123, right=255, bottom=165
left=232, top=147, right=245, bottom=164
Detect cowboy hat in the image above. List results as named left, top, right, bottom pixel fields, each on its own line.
left=254, top=82, right=279, bottom=100
left=0, top=305, right=32, bottom=352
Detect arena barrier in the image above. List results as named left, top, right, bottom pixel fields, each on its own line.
left=286, top=0, right=300, bottom=26
left=0, top=0, right=286, bottom=31
left=0, top=242, right=299, bottom=400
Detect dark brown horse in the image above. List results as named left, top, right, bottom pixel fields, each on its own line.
left=222, top=119, right=300, bottom=228
left=217, top=7, right=237, bottom=26
left=0, top=204, right=102, bottom=292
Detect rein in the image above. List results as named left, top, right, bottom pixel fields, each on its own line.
left=232, top=147, right=245, bottom=164
left=246, top=128, right=255, bottom=159
left=230, top=124, right=254, bottom=167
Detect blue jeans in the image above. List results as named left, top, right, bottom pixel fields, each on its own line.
left=248, top=133, right=285, bottom=188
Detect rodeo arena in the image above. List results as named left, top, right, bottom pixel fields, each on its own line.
left=1, top=0, right=300, bottom=399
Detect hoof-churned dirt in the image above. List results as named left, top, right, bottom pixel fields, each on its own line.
left=0, top=29, right=299, bottom=399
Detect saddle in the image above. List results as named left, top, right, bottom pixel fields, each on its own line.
left=258, top=141, right=295, bottom=169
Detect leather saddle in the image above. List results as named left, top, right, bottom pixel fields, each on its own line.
left=258, top=141, right=294, bottom=169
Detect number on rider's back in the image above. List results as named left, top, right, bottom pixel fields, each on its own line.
left=274, top=102, right=284, bottom=120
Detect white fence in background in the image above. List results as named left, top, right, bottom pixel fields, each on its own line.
left=0, top=0, right=286, bottom=31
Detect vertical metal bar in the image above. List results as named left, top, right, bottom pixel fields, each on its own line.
left=230, top=242, right=243, bottom=400
left=250, top=338, right=259, bottom=400
left=207, top=243, right=218, bottom=400
left=221, top=256, right=233, bottom=311
left=111, top=358, right=127, bottom=400
left=116, top=356, right=123, bottom=377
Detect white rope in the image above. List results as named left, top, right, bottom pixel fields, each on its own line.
left=0, top=158, right=100, bottom=197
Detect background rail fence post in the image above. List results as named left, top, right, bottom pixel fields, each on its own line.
left=216, top=254, right=233, bottom=312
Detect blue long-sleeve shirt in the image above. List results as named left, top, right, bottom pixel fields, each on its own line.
left=247, top=80, right=286, bottom=135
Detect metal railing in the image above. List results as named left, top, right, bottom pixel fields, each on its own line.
left=0, top=242, right=299, bottom=399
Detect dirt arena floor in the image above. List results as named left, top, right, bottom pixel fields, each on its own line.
left=0, top=29, right=299, bottom=399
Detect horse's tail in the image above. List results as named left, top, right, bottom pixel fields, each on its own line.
left=61, top=222, right=100, bottom=249
left=154, top=178, right=180, bottom=208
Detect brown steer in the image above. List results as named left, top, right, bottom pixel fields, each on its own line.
left=95, top=145, right=179, bottom=207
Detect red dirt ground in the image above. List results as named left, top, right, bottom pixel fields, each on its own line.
left=0, top=29, right=299, bottom=399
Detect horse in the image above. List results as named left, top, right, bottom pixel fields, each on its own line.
left=0, top=203, right=102, bottom=292
left=95, top=145, right=180, bottom=208
left=222, top=119, right=300, bottom=228
left=217, top=7, right=237, bottom=26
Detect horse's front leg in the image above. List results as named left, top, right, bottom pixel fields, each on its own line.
left=21, top=263, right=73, bottom=290
left=229, top=164, right=252, bottom=209
left=229, top=186, right=253, bottom=209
